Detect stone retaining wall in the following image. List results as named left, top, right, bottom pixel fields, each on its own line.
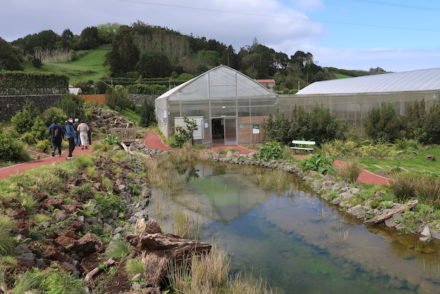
left=0, top=95, right=62, bottom=121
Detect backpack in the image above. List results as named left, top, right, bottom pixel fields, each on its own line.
left=53, top=127, right=59, bottom=138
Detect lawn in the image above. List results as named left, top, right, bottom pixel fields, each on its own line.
left=24, top=46, right=111, bottom=84
left=359, top=146, right=440, bottom=177
left=334, top=73, right=352, bottom=79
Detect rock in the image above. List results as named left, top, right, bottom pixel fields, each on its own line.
left=419, top=236, right=431, bottom=242
left=395, top=224, right=406, bottom=231
left=421, top=225, right=432, bottom=238
left=78, top=215, right=85, bottom=223
left=62, top=204, right=77, bottom=213
left=332, top=198, right=341, bottom=205
left=93, top=182, right=102, bottom=190
left=425, top=155, right=436, bottom=161
left=114, top=227, right=125, bottom=234
left=385, top=218, right=397, bottom=228
left=347, top=205, right=366, bottom=219
left=340, top=192, right=354, bottom=201
left=72, top=233, right=103, bottom=256
left=431, top=230, right=440, bottom=240
left=55, top=210, right=68, bottom=222
left=16, top=252, right=36, bottom=267
left=41, top=197, right=63, bottom=209
left=55, top=235, right=76, bottom=249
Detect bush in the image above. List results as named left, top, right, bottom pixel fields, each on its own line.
left=42, top=107, right=66, bottom=126
left=338, top=161, right=361, bottom=183
left=258, top=141, right=284, bottom=161
left=36, top=140, right=51, bottom=153
left=265, top=106, right=345, bottom=145
left=299, top=153, right=334, bottom=175
left=103, top=134, right=120, bottom=145
left=390, top=174, right=417, bottom=202
left=57, top=94, right=85, bottom=119
left=105, top=240, right=130, bottom=260
left=127, top=84, right=167, bottom=95
left=420, top=102, right=440, bottom=144
left=364, top=103, right=402, bottom=143
left=105, top=86, right=134, bottom=111
left=0, top=131, right=31, bottom=162
left=31, top=116, right=48, bottom=140
left=21, top=132, right=36, bottom=145
left=139, top=98, right=156, bottom=127
left=11, top=100, right=38, bottom=134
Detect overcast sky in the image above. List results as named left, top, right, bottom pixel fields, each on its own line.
left=2, top=0, right=440, bottom=71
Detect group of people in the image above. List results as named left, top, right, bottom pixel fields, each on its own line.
left=48, top=118, right=91, bottom=160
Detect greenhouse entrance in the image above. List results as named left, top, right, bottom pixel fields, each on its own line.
left=211, top=117, right=237, bottom=145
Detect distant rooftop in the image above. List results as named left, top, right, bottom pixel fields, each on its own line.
left=297, top=68, right=440, bottom=95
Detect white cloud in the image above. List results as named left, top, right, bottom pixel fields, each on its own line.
left=0, top=0, right=323, bottom=52
left=311, top=47, right=440, bottom=72
left=291, top=0, right=324, bottom=11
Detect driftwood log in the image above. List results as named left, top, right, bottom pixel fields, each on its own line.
left=125, top=219, right=212, bottom=286
left=366, top=199, right=418, bottom=224
left=84, top=258, right=115, bottom=283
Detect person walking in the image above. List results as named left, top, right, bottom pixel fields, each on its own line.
left=64, top=118, right=76, bottom=159
left=77, top=121, right=90, bottom=149
left=48, top=119, right=64, bottom=157
left=74, top=118, right=81, bottom=146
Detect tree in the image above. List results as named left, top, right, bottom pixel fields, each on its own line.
left=107, top=27, right=139, bottom=75
left=61, top=29, right=74, bottom=48
left=97, top=23, right=121, bottom=43
left=364, top=103, right=402, bottom=143
left=136, top=51, right=171, bottom=78
left=78, top=26, right=100, bottom=50
left=0, top=37, right=23, bottom=70
left=57, top=94, right=85, bottom=120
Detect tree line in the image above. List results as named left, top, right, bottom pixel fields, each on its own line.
left=0, top=21, right=379, bottom=91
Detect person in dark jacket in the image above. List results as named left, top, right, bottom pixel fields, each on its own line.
left=64, top=118, right=76, bottom=159
left=48, top=119, right=64, bottom=157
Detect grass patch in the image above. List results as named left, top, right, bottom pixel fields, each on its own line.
left=338, top=161, right=361, bottom=183
left=24, top=46, right=110, bottom=84
left=120, top=108, right=141, bottom=125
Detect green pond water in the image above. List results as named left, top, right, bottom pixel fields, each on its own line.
left=150, top=163, right=440, bottom=294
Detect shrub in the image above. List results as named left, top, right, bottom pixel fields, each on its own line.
left=125, top=258, right=145, bottom=279
left=299, top=154, right=334, bottom=175
left=21, top=132, right=36, bottom=145
left=258, top=141, right=284, bottom=161
left=415, top=177, right=440, bottom=208
left=57, top=94, right=84, bottom=120
left=11, top=100, right=38, bottom=134
left=364, top=103, right=402, bottom=143
left=390, top=173, right=417, bottom=202
left=95, top=193, right=124, bottom=218
left=105, top=86, right=134, bottom=111
left=338, top=161, right=361, bottom=183
left=103, top=134, right=120, bottom=145
left=105, top=240, right=130, bottom=260
left=266, top=106, right=345, bottom=145
left=36, top=140, right=50, bottom=153
left=139, top=98, right=156, bottom=127
left=0, top=131, right=30, bottom=162
left=31, top=116, right=48, bottom=140
left=42, top=107, right=66, bottom=126
left=420, top=102, right=440, bottom=144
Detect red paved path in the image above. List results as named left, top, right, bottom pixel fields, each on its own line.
left=0, top=148, right=92, bottom=180
left=144, top=131, right=254, bottom=155
left=0, top=131, right=389, bottom=186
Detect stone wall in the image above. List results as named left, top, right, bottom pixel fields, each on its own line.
left=128, top=94, right=158, bottom=105
left=0, top=95, right=62, bottom=121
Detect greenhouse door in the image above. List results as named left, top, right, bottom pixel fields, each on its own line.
left=224, top=118, right=237, bottom=145
left=212, top=118, right=225, bottom=145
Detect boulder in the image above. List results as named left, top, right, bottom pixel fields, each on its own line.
left=347, top=205, right=366, bottom=219
left=71, top=233, right=103, bottom=256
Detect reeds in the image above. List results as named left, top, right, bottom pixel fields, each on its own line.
left=391, top=173, right=440, bottom=208
left=338, top=161, right=361, bottom=183
left=168, top=246, right=272, bottom=294
left=173, top=211, right=200, bottom=239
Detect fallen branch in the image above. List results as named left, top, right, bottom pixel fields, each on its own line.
left=366, top=199, right=418, bottom=224
left=84, top=258, right=116, bottom=283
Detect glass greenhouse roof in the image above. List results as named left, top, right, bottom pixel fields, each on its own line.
left=297, top=68, right=440, bottom=95
left=156, top=65, right=276, bottom=101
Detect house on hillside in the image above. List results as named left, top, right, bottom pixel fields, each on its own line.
left=155, top=65, right=277, bottom=145
left=256, top=79, right=276, bottom=92
left=278, top=68, right=440, bottom=128
left=68, top=85, right=82, bottom=95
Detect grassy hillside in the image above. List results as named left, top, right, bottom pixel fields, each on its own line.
left=24, top=46, right=110, bottom=85
left=334, top=73, right=352, bottom=79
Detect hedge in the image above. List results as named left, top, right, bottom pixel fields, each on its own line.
left=0, top=71, right=69, bottom=95
left=127, top=84, right=167, bottom=95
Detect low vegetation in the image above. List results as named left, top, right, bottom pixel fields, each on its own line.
left=338, top=161, right=361, bottom=183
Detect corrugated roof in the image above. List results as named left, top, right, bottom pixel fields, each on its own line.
left=297, top=68, right=440, bottom=95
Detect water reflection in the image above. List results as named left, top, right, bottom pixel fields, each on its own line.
left=150, top=162, right=440, bottom=294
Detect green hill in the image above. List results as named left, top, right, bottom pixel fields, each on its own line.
left=24, top=46, right=110, bottom=85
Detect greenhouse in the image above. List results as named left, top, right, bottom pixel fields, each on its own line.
left=155, top=65, right=277, bottom=145
left=279, top=68, right=440, bottom=128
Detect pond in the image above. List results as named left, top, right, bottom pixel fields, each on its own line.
left=150, top=162, right=440, bottom=294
